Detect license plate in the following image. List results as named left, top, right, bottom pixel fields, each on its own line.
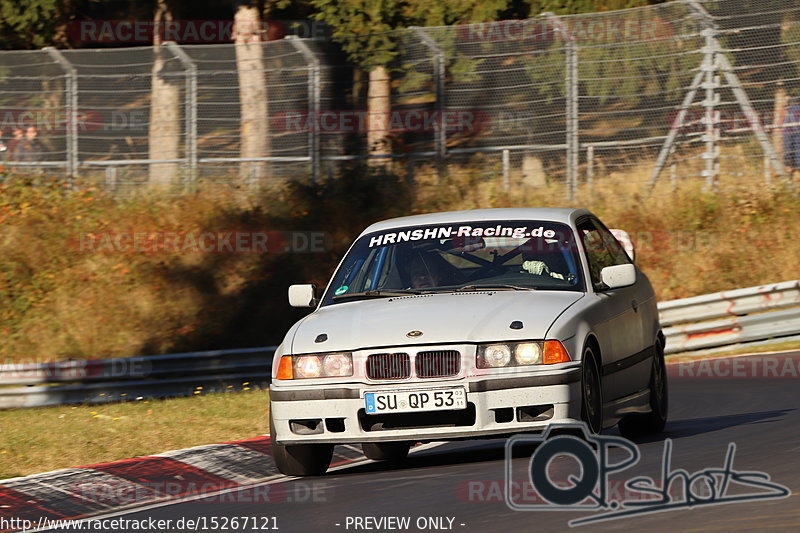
left=364, top=388, right=467, bottom=414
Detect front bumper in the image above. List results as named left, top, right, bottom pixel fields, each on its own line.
left=270, top=369, right=582, bottom=444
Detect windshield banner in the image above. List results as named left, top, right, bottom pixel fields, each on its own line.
left=368, top=224, right=560, bottom=248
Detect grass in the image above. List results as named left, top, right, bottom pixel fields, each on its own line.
left=0, top=163, right=798, bottom=363
left=3, top=339, right=799, bottom=480
left=2, top=158, right=797, bottom=479
left=0, top=390, right=270, bottom=480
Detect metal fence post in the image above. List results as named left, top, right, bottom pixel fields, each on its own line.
left=105, top=165, right=118, bottom=193
left=287, top=37, right=320, bottom=183
left=764, top=154, right=771, bottom=186
left=543, top=13, right=578, bottom=200
left=648, top=70, right=704, bottom=191
left=566, top=39, right=579, bottom=200
left=684, top=0, right=787, bottom=186
left=165, top=42, right=198, bottom=187
left=502, top=149, right=510, bottom=191
left=717, top=49, right=787, bottom=181
left=44, top=47, right=78, bottom=177
left=702, top=28, right=720, bottom=190
left=670, top=145, right=678, bottom=192
left=586, top=145, right=594, bottom=189
left=412, top=27, right=447, bottom=181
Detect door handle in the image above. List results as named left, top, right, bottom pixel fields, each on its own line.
left=631, top=299, right=639, bottom=312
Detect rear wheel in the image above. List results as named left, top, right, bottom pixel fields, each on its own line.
left=270, top=413, right=333, bottom=476
left=618, top=343, right=668, bottom=438
left=581, top=346, right=603, bottom=434
left=361, top=442, right=411, bottom=461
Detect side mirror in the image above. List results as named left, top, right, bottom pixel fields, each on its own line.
left=609, top=228, right=635, bottom=262
left=288, top=284, right=317, bottom=308
left=600, top=264, right=636, bottom=290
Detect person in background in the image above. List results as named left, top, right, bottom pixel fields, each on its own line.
left=782, top=96, right=800, bottom=173
left=5, top=127, right=23, bottom=160
left=12, top=125, right=43, bottom=163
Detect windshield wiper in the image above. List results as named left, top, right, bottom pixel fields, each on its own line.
left=455, top=284, right=535, bottom=292
left=332, top=289, right=423, bottom=300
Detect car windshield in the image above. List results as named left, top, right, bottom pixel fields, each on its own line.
left=322, top=220, right=584, bottom=305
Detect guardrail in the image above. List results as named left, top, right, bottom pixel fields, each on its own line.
left=659, top=279, right=800, bottom=355
left=1, top=280, right=798, bottom=409
left=0, top=347, right=274, bottom=409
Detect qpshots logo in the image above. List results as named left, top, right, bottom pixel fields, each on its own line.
left=505, top=423, right=790, bottom=527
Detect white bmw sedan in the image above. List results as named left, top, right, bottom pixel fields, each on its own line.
left=269, top=208, right=667, bottom=475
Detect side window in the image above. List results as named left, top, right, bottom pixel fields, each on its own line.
left=577, top=218, right=630, bottom=289
left=597, top=223, right=632, bottom=266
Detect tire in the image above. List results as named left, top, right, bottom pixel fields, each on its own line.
left=361, top=442, right=411, bottom=461
left=580, top=346, right=603, bottom=434
left=270, top=413, right=333, bottom=476
left=618, top=343, right=669, bottom=438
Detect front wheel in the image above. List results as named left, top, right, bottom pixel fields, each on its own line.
left=618, top=344, right=668, bottom=438
left=581, top=346, right=603, bottom=434
left=270, top=413, right=333, bottom=476
left=361, top=442, right=411, bottom=461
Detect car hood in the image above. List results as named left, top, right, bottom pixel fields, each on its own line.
left=290, top=290, right=584, bottom=353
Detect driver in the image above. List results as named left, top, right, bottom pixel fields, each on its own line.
left=521, top=254, right=566, bottom=280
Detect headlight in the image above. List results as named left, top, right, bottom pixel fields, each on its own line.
left=479, top=344, right=512, bottom=368
left=278, top=352, right=354, bottom=380
left=323, top=353, right=353, bottom=377
left=515, top=342, right=542, bottom=365
left=294, top=355, right=322, bottom=378
left=477, top=341, right=567, bottom=368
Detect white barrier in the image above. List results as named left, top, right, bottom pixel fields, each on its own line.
left=1, top=280, right=798, bottom=408
left=659, top=280, right=800, bottom=354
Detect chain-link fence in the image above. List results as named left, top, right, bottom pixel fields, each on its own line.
left=1, top=0, right=799, bottom=196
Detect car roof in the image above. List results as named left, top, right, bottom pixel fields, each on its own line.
left=360, top=207, right=594, bottom=236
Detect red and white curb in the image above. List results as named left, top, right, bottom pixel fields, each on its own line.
left=0, top=437, right=369, bottom=532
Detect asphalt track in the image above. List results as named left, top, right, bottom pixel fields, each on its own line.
left=53, top=352, right=800, bottom=532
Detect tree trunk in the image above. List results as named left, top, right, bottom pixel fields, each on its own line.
left=773, top=85, right=788, bottom=167
left=148, top=0, right=181, bottom=189
left=52, top=0, right=73, bottom=48
left=367, top=65, right=391, bottom=167
left=235, top=1, right=269, bottom=185
left=776, top=16, right=793, bottom=171
left=41, top=78, right=62, bottom=157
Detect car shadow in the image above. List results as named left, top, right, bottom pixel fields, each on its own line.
left=328, top=408, right=795, bottom=477
left=330, top=439, right=536, bottom=477
left=612, top=408, right=795, bottom=444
